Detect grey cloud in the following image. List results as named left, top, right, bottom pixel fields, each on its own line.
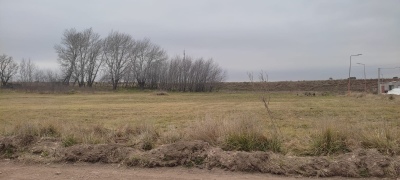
left=0, top=0, right=399, bottom=81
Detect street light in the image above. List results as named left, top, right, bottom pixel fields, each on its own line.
left=348, top=54, right=362, bottom=96
left=357, top=63, right=367, bottom=93
left=378, top=67, right=400, bottom=94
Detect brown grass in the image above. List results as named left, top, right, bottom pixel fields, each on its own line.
left=1, top=91, right=399, bottom=155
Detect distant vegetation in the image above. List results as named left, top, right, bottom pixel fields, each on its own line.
left=1, top=28, right=225, bottom=92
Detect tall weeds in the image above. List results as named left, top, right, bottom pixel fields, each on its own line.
left=361, top=125, right=400, bottom=155
left=311, top=126, right=350, bottom=155
left=187, top=114, right=281, bottom=152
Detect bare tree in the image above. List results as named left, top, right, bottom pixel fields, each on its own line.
left=82, top=28, right=103, bottom=87
left=158, top=55, right=224, bottom=92
left=53, top=28, right=226, bottom=91
left=33, top=69, right=46, bottom=82
left=131, top=38, right=167, bottom=89
left=55, top=28, right=103, bottom=87
left=165, top=56, right=181, bottom=90
left=103, top=31, right=134, bottom=90
left=0, top=54, right=19, bottom=86
left=121, top=61, right=135, bottom=88
left=206, top=60, right=226, bottom=91
left=54, top=28, right=80, bottom=85
left=44, top=69, right=60, bottom=82
left=19, top=58, right=36, bottom=83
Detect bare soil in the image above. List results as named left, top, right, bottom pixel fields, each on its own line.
left=0, top=160, right=338, bottom=180
left=1, top=136, right=399, bottom=179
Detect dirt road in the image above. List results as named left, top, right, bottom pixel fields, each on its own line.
left=0, top=160, right=354, bottom=180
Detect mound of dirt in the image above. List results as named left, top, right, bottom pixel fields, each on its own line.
left=0, top=135, right=38, bottom=158
left=138, top=140, right=210, bottom=167
left=1, top=137, right=399, bottom=178
left=62, top=144, right=136, bottom=163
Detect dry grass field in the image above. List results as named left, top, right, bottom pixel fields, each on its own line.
left=1, top=89, right=399, bottom=155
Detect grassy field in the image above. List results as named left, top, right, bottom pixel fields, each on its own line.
left=1, top=89, right=399, bottom=155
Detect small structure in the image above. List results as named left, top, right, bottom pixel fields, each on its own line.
left=380, top=81, right=400, bottom=93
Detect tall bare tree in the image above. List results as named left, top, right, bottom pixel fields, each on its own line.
left=131, top=38, right=167, bottom=89
left=121, top=61, right=135, bottom=88
left=157, top=55, right=225, bottom=92
left=33, top=69, right=46, bottom=82
left=0, top=54, right=19, bottom=86
left=54, top=28, right=80, bottom=85
left=19, top=58, right=36, bottom=83
left=103, top=31, right=134, bottom=90
left=44, top=69, right=60, bottom=82
left=55, top=28, right=103, bottom=87
left=81, top=28, right=103, bottom=87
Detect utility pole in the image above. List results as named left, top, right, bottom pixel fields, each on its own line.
left=357, top=63, right=367, bottom=93
left=378, top=68, right=381, bottom=94
left=348, top=54, right=362, bottom=96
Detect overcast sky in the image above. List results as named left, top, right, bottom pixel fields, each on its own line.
left=1, top=0, right=399, bottom=81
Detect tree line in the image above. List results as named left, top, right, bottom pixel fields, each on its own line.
left=0, top=54, right=60, bottom=86
left=0, top=28, right=226, bottom=92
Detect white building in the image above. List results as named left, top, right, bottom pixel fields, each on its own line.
left=380, top=81, right=400, bottom=93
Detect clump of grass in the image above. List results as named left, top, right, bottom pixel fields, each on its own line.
left=39, top=123, right=60, bottom=137
left=62, top=135, right=78, bottom=147
left=82, top=124, right=111, bottom=144
left=188, top=114, right=281, bottom=152
left=361, top=127, right=400, bottom=155
left=10, top=123, right=39, bottom=146
left=116, top=121, right=160, bottom=150
left=160, top=125, right=183, bottom=144
left=388, top=95, right=395, bottom=100
left=140, top=132, right=156, bottom=150
left=310, top=126, right=350, bottom=155
left=138, top=123, right=159, bottom=150
left=222, top=116, right=281, bottom=152
left=11, top=121, right=61, bottom=139
left=187, top=116, right=222, bottom=145
left=12, top=123, right=39, bottom=137
left=223, top=133, right=279, bottom=152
